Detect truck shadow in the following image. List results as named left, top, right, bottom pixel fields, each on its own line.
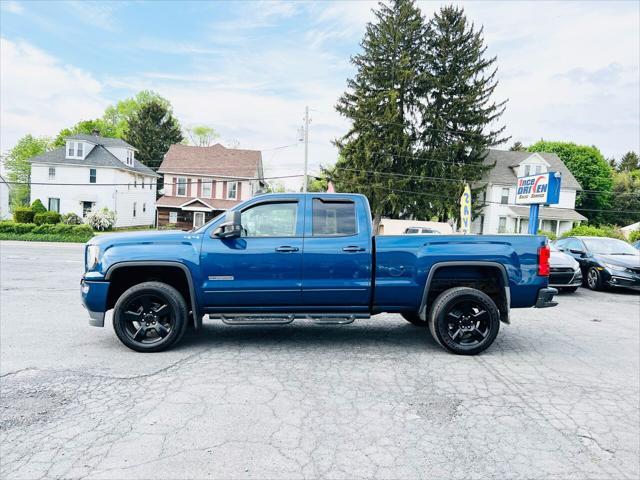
left=178, top=319, right=442, bottom=353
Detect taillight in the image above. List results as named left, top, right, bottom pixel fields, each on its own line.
left=538, top=245, right=550, bottom=276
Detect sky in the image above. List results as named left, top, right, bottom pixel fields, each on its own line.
left=1, top=0, right=639, bottom=187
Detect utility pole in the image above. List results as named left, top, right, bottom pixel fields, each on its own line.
left=303, top=105, right=309, bottom=193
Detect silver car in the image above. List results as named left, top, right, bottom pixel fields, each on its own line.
left=549, top=243, right=582, bottom=292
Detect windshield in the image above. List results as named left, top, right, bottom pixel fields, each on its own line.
left=582, top=238, right=638, bottom=255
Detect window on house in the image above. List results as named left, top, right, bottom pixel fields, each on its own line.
left=143, top=203, right=146, bottom=213
left=202, top=180, right=212, bottom=198
left=82, top=201, right=93, bottom=217
left=126, top=150, right=134, bottom=166
left=169, top=211, right=178, bottom=224
left=523, top=165, right=530, bottom=177
left=134, top=177, right=137, bottom=188
left=227, top=181, right=237, bottom=199
left=177, top=177, right=187, bottom=196
left=77, top=142, right=84, bottom=157
left=501, top=188, right=509, bottom=205
left=498, top=216, right=507, bottom=233
left=133, top=202, right=137, bottom=217
left=67, top=142, right=74, bottom=157
left=89, top=168, right=96, bottom=183
left=312, top=199, right=357, bottom=236
left=48, top=167, right=55, bottom=180
left=48, top=198, right=60, bottom=213
left=142, top=178, right=145, bottom=188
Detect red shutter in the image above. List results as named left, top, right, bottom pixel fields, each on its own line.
left=237, top=182, right=242, bottom=200
left=222, top=181, right=227, bottom=199
left=197, top=179, right=202, bottom=197
left=212, top=180, right=216, bottom=199
left=187, top=179, right=192, bottom=197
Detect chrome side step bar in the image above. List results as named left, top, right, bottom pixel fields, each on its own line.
left=210, top=313, right=370, bottom=326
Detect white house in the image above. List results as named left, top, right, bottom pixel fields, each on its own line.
left=0, top=173, right=11, bottom=220
left=471, top=150, right=586, bottom=236
left=29, top=133, right=159, bottom=227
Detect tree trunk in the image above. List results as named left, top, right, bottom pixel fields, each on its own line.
left=372, top=212, right=382, bottom=235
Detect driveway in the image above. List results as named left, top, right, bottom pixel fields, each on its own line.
left=1, top=241, right=639, bottom=479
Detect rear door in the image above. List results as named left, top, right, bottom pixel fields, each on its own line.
left=200, top=198, right=305, bottom=307
left=301, top=196, right=371, bottom=308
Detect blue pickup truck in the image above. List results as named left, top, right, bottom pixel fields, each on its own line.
left=81, top=193, right=557, bottom=355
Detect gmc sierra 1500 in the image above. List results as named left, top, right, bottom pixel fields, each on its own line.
left=81, top=193, right=557, bottom=355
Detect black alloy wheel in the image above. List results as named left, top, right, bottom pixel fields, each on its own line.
left=428, top=287, right=500, bottom=355
left=113, top=282, right=188, bottom=352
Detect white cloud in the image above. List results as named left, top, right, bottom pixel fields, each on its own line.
left=1, top=1, right=24, bottom=15
left=0, top=38, right=109, bottom=152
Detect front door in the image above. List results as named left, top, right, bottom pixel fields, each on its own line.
left=301, top=197, right=371, bottom=308
left=200, top=198, right=305, bottom=308
left=193, top=211, right=205, bottom=228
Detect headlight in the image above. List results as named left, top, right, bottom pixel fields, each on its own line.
left=86, top=245, right=100, bottom=271
left=603, top=262, right=626, bottom=272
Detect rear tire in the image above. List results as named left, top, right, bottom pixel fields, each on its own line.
left=401, top=312, right=427, bottom=326
left=428, top=287, right=500, bottom=356
left=113, top=281, right=188, bottom=352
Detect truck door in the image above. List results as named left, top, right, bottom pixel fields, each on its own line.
left=301, top=197, right=372, bottom=308
left=200, top=198, right=305, bottom=307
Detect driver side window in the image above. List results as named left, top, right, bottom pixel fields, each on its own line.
left=241, top=202, right=298, bottom=237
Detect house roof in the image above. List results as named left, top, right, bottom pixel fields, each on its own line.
left=155, top=195, right=239, bottom=211
left=67, top=133, right=136, bottom=150
left=480, top=150, right=582, bottom=190
left=158, top=144, right=264, bottom=179
left=508, top=206, right=587, bottom=222
left=29, top=145, right=160, bottom=177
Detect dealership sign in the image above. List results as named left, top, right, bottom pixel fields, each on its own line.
left=515, top=172, right=561, bottom=205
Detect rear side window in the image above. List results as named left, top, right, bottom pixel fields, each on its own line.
left=312, top=199, right=357, bottom=236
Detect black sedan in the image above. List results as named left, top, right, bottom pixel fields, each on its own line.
left=555, top=236, right=640, bottom=291
left=548, top=243, right=582, bottom=292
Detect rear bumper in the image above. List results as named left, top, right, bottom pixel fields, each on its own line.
left=535, top=287, right=558, bottom=308
left=81, top=278, right=109, bottom=327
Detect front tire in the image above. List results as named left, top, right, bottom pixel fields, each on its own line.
left=586, top=267, right=604, bottom=291
left=113, top=281, right=188, bottom=352
left=428, top=287, right=500, bottom=355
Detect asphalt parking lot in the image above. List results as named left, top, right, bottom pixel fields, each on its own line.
left=1, top=240, right=639, bottom=480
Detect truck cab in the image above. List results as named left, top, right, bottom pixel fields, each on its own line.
left=81, top=193, right=557, bottom=355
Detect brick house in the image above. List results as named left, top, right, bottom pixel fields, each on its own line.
left=156, top=144, right=264, bottom=229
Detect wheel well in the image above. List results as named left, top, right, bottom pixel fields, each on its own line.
left=425, top=265, right=509, bottom=323
left=106, top=266, right=192, bottom=312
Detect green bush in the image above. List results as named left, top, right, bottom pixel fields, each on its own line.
left=537, top=230, right=557, bottom=241
left=628, top=229, right=640, bottom=243
left=0, top=221, right=94, bottom=241
left=560, top=224, right=626, bottom=241
left=72, top=224, right=94, bottom=236
left=61, top=212, right=83, bottom=225
left=13, top=207, right=34, bottom=223
left=31, top=199, right=47, bottom=214
left=33, top=211, right=62, bottom=225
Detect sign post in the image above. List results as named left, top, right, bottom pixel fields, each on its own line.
left=515, top=172, right=561, bottom=235
left=459, top=184, right=471, bottom=234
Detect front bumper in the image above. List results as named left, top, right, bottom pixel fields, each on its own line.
left=604, top=269, right=640, bottom=290
left=535, top=287, right=558, bottom=308
left=81, top=278, right=110, bottom=327
left=549, top=268, right=583, bottom=288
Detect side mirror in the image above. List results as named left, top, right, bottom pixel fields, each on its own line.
left=213, top=210, right=242, bottom=238
left=569, top=249, right=585, bottom=256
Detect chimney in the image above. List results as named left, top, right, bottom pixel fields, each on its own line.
left=91, top=129, right=100, bottom=136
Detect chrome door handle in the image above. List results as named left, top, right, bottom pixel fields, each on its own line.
left=275, top=246, right=299, bottom=252
left=342, top=246, right=365, bottom=252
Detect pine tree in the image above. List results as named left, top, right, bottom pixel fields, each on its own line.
left=417, top=6, right=508, bottom=222
left=125, top=100, right=183, bottom=171
left=333, top=0, right=427, bottom=232
left=618, top=151, right=639, bottom=172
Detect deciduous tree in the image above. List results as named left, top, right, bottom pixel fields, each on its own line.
left=4, top=134, right=51, bottom=208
